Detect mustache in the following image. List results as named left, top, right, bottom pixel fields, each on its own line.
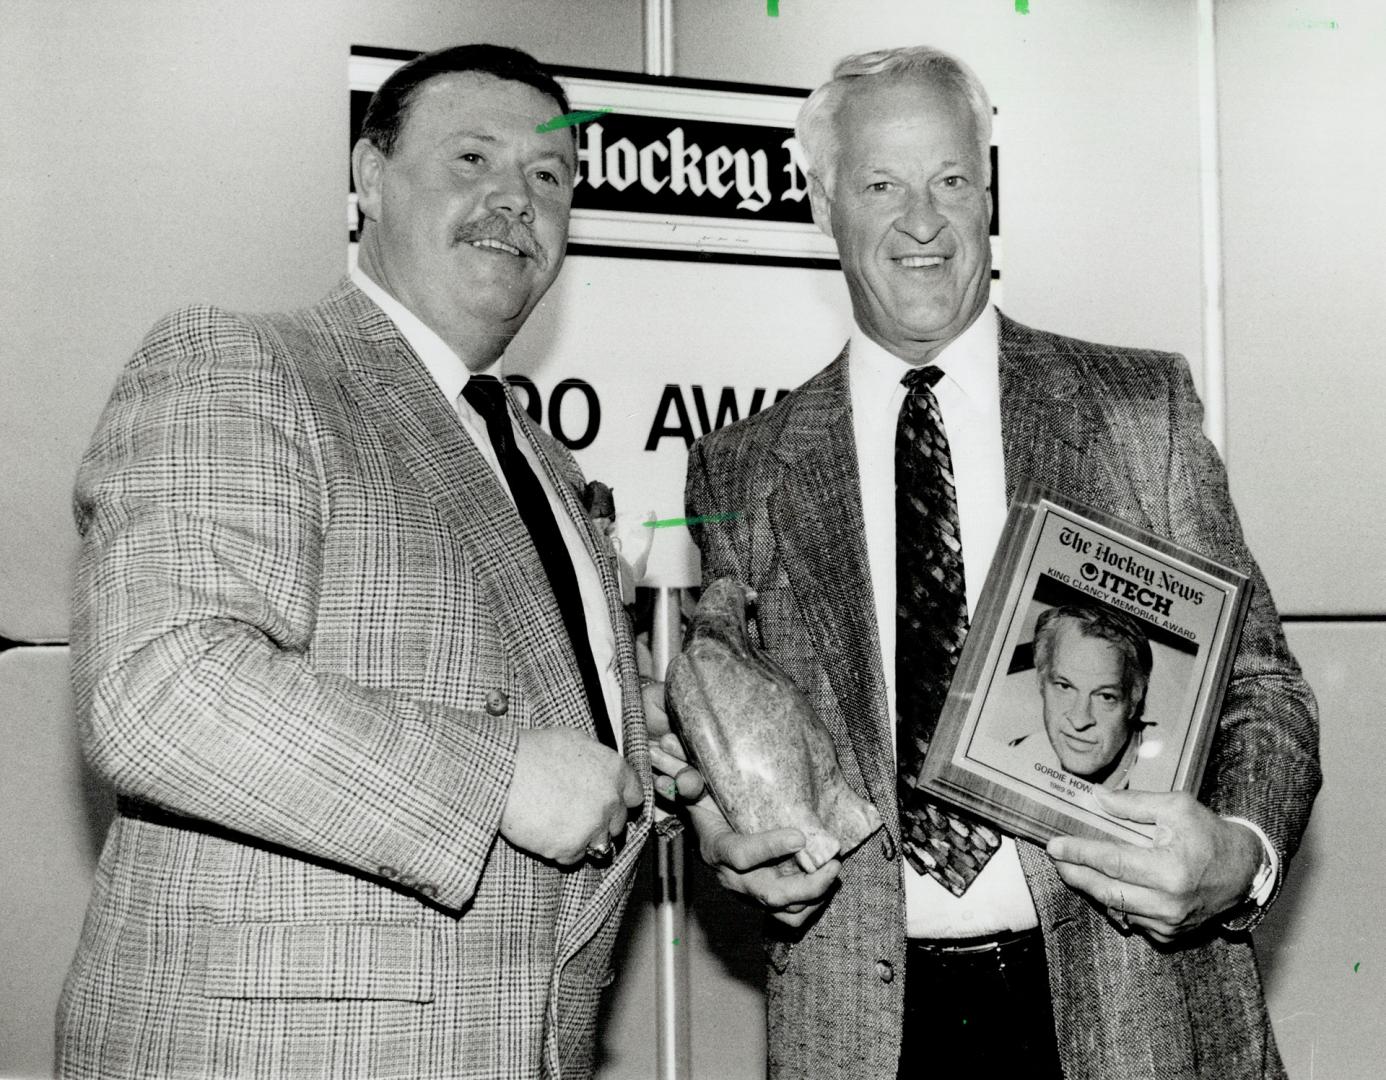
left=454, top=215, right=546, bottom=267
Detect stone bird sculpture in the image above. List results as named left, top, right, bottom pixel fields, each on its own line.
left=667, top=577, right=883, bottom=871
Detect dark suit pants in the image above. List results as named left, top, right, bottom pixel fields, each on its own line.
left=898, top=928, right=1065, bottom=1079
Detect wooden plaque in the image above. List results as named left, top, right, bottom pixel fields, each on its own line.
left=918, top=480, right=1251, bottom=846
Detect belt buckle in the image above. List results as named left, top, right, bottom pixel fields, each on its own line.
left=911, top=927, right=1032, bottom=955
left=938, top=936, right=1005, bottom=955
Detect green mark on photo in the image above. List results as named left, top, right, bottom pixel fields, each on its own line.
left=536, top=108, right=613, bottom=133
left=644, top=512, right=743, bottom=529
left=1355, top=961, right=1361, bottom=972
left=768, top=0, right=780, bottom=16
left=1016, top=0, right=1030, bottom=12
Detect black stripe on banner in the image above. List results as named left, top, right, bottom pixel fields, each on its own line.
left=1280, top=614, right=1386, bottom=623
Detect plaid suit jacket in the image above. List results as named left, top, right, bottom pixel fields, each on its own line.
left=685, top=312, right=1320, bottom=1080
left=58, top=279, right=653, bottom=1079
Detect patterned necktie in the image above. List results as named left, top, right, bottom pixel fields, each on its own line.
left=461, top=374, right=617, bottom=750
left=895, top=365, right=1001, bottom=896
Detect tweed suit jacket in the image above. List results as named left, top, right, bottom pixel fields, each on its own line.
left=58, top=278, right=653, bottom=1080
left=685, top=312, right=1320, bottom=1080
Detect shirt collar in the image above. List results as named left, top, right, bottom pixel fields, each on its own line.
left=349, top=266, right=498, bottom=404
left=848, top=304, right=1000, bottom=410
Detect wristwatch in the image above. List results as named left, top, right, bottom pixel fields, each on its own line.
left=1220, top=816, right=1278, bottom=929
left=1245, top=842, right=1275, bottom=908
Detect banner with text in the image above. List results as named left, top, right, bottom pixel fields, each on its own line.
left=348, top=47, right=1002, bottom=585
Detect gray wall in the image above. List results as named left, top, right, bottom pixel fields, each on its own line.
left=1216, top=0, right=1386, bottom=612
left=2, top=1, right=1381, bottom=1077
left=1, top=0, right=645, bottom=643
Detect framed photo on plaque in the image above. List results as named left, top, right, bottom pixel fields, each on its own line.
left=917, top=480, right=1251, bottom=847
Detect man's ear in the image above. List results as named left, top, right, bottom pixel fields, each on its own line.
left=808, top=175, right=834, bottom=240
left=352, top=138, right=385, bottom=224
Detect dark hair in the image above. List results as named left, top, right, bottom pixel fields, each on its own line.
left=1033, top=602, right=1153, bottom=719
left=360, top=44, right=571, bottom=157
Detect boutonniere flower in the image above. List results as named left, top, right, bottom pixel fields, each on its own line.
left=581, top=480, right=654, bottom=605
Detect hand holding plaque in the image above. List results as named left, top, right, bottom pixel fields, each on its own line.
left=666, top=578, right=882, bottom=872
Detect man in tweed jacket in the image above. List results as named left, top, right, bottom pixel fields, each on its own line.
left=58, top=46, right=652, bottom=1079
left=655, top=46, right=1318, bottom=1079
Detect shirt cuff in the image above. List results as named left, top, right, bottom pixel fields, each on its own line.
left=1222, top=815, right=1278, bottom=907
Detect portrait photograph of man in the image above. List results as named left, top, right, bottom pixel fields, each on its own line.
left=1008, top=601, right=1155, bottom=789
left=967, top=577, right=1200, bottom=802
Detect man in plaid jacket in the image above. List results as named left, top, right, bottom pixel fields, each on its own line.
left=57, top=45, right=651, bottom=1079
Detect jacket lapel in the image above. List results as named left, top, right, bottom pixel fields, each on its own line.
left=510, top=401, right=654, bottom=961
left=997, top=312, right=1144, bottom=522
left=508, top=399, right=652, bottom=778
left=329, top=289, right=590, bottom=733
left=767, top=353, right=897, bottom=824
left=512, top=403, right=605, bottom=566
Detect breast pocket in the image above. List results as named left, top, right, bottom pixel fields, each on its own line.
left=200, top=921, right=435, bottom=1002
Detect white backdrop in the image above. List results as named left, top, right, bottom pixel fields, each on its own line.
left=508, top=254, right=848, bottom=584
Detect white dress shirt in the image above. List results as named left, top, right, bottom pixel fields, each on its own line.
left=350, top=268, right=623, bottom=749
left=847, top=305, right=1039, bottom=938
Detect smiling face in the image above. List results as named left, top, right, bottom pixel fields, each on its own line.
left=352, top=71, right=575, bottom=366
left=809, top=77, right=992, bottom=365
left=1038, top=623, right=1141, bottom=779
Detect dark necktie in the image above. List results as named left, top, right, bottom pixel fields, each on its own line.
left=461, top=374, right=617, bottom=750
left=895, top=365, right=1000, bottom=896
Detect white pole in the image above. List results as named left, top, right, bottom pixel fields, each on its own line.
left=1196, top=0, right=1228, bottom=459
left=642, top=9, right=691, bottom=1076
left=644, top=0, right=674, bottom=77
left=650, top=586, right=692, bottom=1080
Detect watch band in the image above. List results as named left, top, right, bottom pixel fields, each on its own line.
left=1246, top=846, right=1275, bottom=907
left=1224, top=815, right=1278, bottom=908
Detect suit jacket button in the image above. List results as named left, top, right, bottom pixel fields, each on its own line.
left=880, top=833, right=897, bottom=861
left=378, top=865, right=397, bottom=880
left=485, top=689, right=509, bottom=716
left=875, top=960, right=895, bottom=983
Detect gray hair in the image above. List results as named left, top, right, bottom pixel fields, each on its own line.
left=1033, top=603, right=1153, bottom=724
left=795, top=46, right=993, bottom=194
